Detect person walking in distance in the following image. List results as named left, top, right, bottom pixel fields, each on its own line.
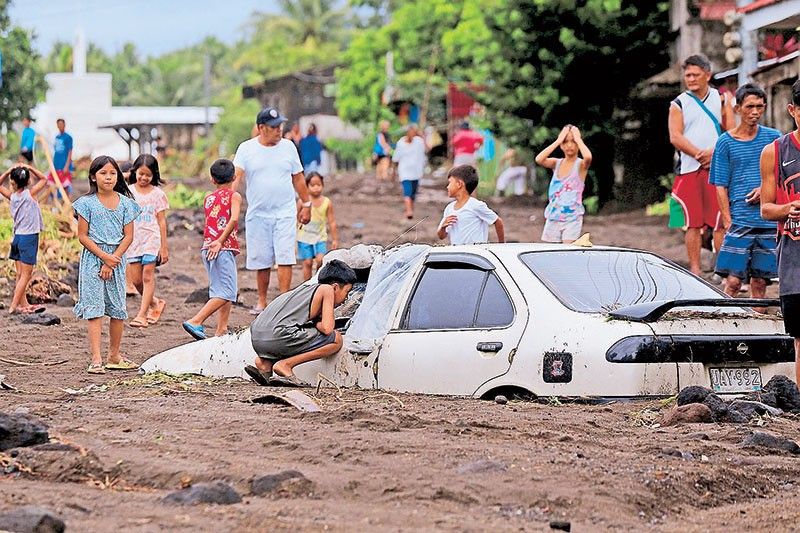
left=668, top=54, right=733, bottom=275
left=233, top=107, right=312, bottom=314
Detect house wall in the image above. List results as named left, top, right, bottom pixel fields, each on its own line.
left=250, top=70, right=337, bottom=121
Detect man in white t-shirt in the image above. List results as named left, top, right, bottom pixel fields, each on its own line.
left=392, top=123, right=427, bottom=219
left=437, top=165, right=505, bottom=245
left=233, top=107, right=312, bottom=313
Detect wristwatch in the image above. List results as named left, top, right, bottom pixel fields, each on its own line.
left=302, top=201, right=312, bottom=208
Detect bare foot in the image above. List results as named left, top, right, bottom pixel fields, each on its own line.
left=271, top=361, right=293, bottom=378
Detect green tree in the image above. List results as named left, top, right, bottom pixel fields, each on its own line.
left=0, top=2, right=46, bottom=129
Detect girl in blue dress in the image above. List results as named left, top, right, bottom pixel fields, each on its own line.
left=73, top=156, right=141, bottom=374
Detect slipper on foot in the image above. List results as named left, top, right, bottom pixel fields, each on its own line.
left=244, top=365, right=272, bottom=386
left=182, top=321, right=207, bottom=341
left=129, top=317, right=148, bottom=328
left=146, top=299, right=167, bottom=325
left=105, top=357, right=138, bottom=370
left=87, top=363, right=106, bottom=374
left=267, top=374, right=307, bottom=388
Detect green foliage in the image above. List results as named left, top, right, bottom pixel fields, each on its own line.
left=0, top=7, right=46, bottom=129
left=325, top=137, right=372, bottom=165
left=645, top=195, right=671, bottom=217
left=165, top=183, right=207, bottom=209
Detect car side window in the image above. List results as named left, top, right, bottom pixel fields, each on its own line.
left=402, top=265, right=514, bottom=330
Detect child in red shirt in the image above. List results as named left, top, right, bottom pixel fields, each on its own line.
left=183, top=159, right=242, bottom=340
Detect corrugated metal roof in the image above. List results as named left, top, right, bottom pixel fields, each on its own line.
left=101, top=106, right=222, bottom=127
left=739, top=0, right=782, bottom=13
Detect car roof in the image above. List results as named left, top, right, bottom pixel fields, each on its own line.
left=427, top=242, right=642, bottom=255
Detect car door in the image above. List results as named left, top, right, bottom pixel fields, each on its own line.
left=377, top=251, right=528, bottom=396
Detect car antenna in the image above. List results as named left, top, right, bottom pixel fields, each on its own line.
left=386, top=216, right=429, bottom=248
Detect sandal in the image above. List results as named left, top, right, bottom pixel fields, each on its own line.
left=87, top=363, right=106, bottom=374
left=105, top=357, right=138, bottom=370
left=129, top=317, right=149, bottom=328
left=267, top=374, right=307, bottom=388
left=244, top=365, right=272, bottom=386
left=182, top=321, right=207, bottom=341
left=146, top=298, right=167, bottom=325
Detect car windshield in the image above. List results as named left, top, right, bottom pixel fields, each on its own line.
left=519, top=250, right=722, bottom=313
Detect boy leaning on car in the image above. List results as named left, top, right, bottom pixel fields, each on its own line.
left=759, top=78, right=800, bottom=385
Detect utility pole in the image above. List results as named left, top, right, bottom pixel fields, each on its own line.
left=736, top=0, right=758, bottom=86
left=204, top=53, right=211, bottom=135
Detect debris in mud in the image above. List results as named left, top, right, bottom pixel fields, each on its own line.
left=0, top=412, right=49, bottom=451
left=163, top=481, right=242, bottom=505
left=549, top=520, right=571, bottom=532
left=184, top=287, right=209, bottom=304
left=26, top=276, right=71, bottom=305
left=250, top=470, right=315, bottom=497
left=740, top=431, right=800, bottom=454
left=0, top=506, right=65, bottom=533
left=251, top=390, right=322, bottom=412
left=173, top=273, right=197, bottom=285
left=729, top=400, right=783, bottom=418
left=18, top=313, right=61, bottom=326
left=10, top=443, right=110, bottom=483
left=659, top=403, right=713, bottom=426
left=494, top=395, right=508, bottom=405
left=456, top=459, right=507, bottom=474
left=56, top=293, right=75, bottom=307
left=0, top=374, right=17, bottom=391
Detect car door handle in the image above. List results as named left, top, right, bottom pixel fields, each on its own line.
left=477, top=342, right=503, bottom=352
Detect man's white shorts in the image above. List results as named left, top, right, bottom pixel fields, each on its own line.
left=245, top=216, right=297, bottom=269
left=541, top=218, right=583, bottom=243
left=453, top=153, right=477, bottom=167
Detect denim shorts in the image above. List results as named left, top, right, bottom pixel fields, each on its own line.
left=10, top=233, right=39, bottom=265
left=401, top=179, right=419, bottom=200
left=297, top=241, right=327, bottom=261
left=202, top=249, right=238, bottom=302
left=128, top=254, right=159, bottom=265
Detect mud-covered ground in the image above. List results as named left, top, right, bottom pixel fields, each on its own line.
left=1, top=173, right=798, bottom=532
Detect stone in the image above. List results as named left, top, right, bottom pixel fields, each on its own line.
left=174, top=274, right=197, bottom=285
left=721, top=408, right=749, bottom=424
left=494, top=395, right=508, bottom=405
left=162, top=481, right=242, bottom=505
left=741, top=431, right=800, bottom=454
left=677, top=386, right=713, bottom=406
left=661, top=448, right=694, bottom=460
left=701, top=393, right=728, bottom=421
left=659, top=403, right=713, bottom=426
left=56, top=293, right=75, bottom=307
left=0, top=506, right=65, bottom=533
left=686, top=432, right=710, bottom=441
left=0, top=412, right=49, bottom=451
left=20, top=313, right=61, bottom=326
left=729, top=400, right=783, bottom=418
left=456, top=459, right=507, bottom=474
left=250, top=470, right=314, bottom=497
left=742, top=390, right=778, bottom=407
left=184, top=288, right=209, bottom=304
left=549, top=520, right=571, bottom=531
left=762, top=376, right=800, bottom=411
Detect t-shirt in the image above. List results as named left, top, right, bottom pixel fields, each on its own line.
left=128, top=186, right=169, bottom=257
left=544, top=158, right=585, bottom=222
left=203, top=187, right=240, bottom=254
left=233, top=137, right=303, bottom=220
left=53, top=132, right=74, bottom=171
left=709, top=125, right=781, bottom=229
left=73, top=193, right=141, bottom=247
left=672, top=89, right=722, bottom=174
left=299, top=134, right=323, bottom=166
left=451, top=130, right=484, bottom=156
left=297, top=196, right=330, bottom=245
left=439, top=197, right=499, bottom=245
left=10, top=189, right=43, bottom=235
left=20, top=127, right=36, bottom=152
left=392, top=136, right=426, bottom=181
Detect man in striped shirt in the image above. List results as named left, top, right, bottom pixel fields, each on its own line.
left=710, top=83, right=781, bottom=301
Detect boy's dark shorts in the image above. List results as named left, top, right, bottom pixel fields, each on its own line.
left=781, top=294, right=800, bottom=338
left=19, top=149, right=33, bottom=163
left=10, top=233, right=39, bottom=265
left=255, top=331, right=338, bottom=362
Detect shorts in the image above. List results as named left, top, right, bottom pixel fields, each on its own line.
left=9, top=233, right=39, bottom=265
left=671, top=168, right=720, bottom=230
left=542, top=218, right=583, bottom=243
left=780, top=294, right=800, bottom=338
left=714, top=224, right=778, bottom=280
left=401, top=179, right=419, bottom=200
left=128, top=254, right=159, bottom=265
left=454, top=153, right=477, bottom=167
left=202, top=249, right=238, bottom=302
left=245, top=215, right=296, bottom=270
left=19, top=150, right=33, bottom=163
left=298, top=241, right=327, bottom=261
left=255, top=331, right=338, bottom=362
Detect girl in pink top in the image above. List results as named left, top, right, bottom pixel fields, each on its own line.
left=127, top=155, right=170, bottom=328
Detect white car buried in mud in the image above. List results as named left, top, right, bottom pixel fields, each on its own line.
left=142, top=243, right=796, bottom=398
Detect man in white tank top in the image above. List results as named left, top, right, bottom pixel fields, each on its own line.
left=668, top=54, right=733, bottom=275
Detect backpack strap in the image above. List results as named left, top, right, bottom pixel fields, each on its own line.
left=685, top=90, right=722, bottom=135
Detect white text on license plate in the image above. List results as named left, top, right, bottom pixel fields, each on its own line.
left=709, top=367, right=762, bottom=393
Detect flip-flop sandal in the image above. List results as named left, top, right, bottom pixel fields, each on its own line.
left=146, top=299, right=167, bottom=325
left=87, top=363, right=106, bottom=374
left=249, top=306, right=265, bottom=316
left=182, top=321, right=207, bottom=341
left=129, top=317, right=149, bottom=328
left=105, top=357, right=138, bottom=370
left=267, top=374, right=307, bottom=388
left=244, top=365, right=272, bottom=386
left=17, top=305, right=46, bottom=314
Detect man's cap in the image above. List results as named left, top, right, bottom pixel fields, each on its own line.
left=459, top=121, right=470, bottom=130
left=256, top=107, right=288, bottom=127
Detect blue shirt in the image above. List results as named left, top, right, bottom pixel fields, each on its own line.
left=53, top=132, right=74, bottom=171
left=20, top=127, right=36, bottom=151
left=299, top=134, right=323, bottom=166
left=710, top=125, right=781, bottom=228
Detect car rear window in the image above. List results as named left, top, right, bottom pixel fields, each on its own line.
left=519, top=250, right=722, bottom=313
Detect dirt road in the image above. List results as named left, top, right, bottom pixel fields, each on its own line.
left=2, top=173, right=798, bottom=531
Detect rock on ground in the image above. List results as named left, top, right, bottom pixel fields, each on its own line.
left=660, top=403, right=713, bottom=426
left=0, top=506, right=65, bottom=533
left=729, top=400, right=783, bottom=418
left=677, top=386, right=713, bottom=406
left=0, top=412, right=49, bottom=451
left=762, top=376, right=800, bottom=411
left=456, top=459, right=508, bottom=474
left=250, top=470, right=315, bottom=497
left=20, top=313, right=61, bottom=326
left=741, top=431, right=800, bottom=454
left=162, top=481, right=242, bottom=505
left=184, top=288, right=209, bottom=304
left=56, top=293, right=75, bottom=307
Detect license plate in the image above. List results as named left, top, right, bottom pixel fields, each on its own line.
left=709, top=367, right=762, bottom=393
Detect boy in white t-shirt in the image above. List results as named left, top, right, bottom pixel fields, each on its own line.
left=437, top=165, right=505, bottom=245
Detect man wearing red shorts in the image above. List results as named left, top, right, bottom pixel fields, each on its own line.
left=668, top=54, right=733, bottom=275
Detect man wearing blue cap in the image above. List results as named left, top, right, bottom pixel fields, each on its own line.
left=233, top=107, right=312, bottom=314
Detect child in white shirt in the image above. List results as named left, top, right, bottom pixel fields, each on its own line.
left=437, top=165, right=505, bottom=245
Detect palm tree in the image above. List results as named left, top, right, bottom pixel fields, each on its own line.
left=250, top=0, right=352, bottom=46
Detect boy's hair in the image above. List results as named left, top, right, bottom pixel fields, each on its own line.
left=682, top=54, right=711, bottom=72
left=793, top=78, right=800, bottom=105
left=210, top=159, right=235, bottom=184
left=130, top=154, right=162, bottom=186
left=448, top=164, right=479, bottom=194
left=9, top=167, right=30, bottom=189
left=735, top=83, right=766, bottom=105
left=305, top=171, right=324, bottom=185
left=318, top=259, right=357, bottom=286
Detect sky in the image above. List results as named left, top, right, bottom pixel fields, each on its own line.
left=10, top=0, right=280, bottom=57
